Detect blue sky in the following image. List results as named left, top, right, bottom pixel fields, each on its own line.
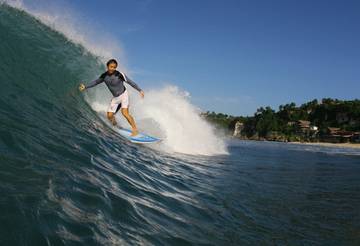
left=54, top=0, right=360, bottom=115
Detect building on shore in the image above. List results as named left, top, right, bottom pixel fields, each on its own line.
left=321, top=127, right=355, bottom=143
left=352, top=132, right=360, bottom=143
left=233, top=121, right=244, bottom=137
left=295, top=120, right=318, bottom=140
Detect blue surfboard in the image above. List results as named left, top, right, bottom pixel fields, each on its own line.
left=117, top=128, right=161, bottom=144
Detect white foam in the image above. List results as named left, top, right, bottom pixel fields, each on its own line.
left=87, top=86, right=228, bottom=156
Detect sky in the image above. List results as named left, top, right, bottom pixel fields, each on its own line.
left=25, top=0, right=360, bottom=116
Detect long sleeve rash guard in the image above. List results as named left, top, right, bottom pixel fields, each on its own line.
left=85, top=70, right=142, bottom=97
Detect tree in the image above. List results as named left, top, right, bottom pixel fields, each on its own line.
left=255, top=106, right=278, bottom=137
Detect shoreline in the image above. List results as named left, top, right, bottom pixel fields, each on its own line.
left=287, top=141, right=360, bottom=149
left=234, top=138, right=360, bottom=149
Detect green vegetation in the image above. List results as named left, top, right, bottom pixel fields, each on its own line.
left=203, top=98, right=360, bottom=141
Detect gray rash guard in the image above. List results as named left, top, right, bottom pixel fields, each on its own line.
left=85, top=70, right=141, bottom=97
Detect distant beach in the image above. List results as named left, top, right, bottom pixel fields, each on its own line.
left=288, top=141, right=360, bottom=149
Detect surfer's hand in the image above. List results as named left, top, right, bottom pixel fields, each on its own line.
left=140, top=90, right=145, bottom=99
left=79, top=83, right=86, bottom=92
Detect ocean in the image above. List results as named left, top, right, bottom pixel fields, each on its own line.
left=1, top=3, right=360, bottom=245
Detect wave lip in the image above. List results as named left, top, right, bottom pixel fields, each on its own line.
left=1, top=0, right=123, bottom=62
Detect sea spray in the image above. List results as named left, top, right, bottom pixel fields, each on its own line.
left=1, top=0, right=124, bottom=63
left=86, top=85, right=229, bottom=155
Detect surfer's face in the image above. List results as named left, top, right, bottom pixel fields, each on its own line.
left=107, top=63, right=117, bottom=74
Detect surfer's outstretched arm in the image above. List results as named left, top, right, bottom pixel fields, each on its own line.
left=79, top=77, right=104, bottom=92
left=85, top=77, right=104, bottom=89
left=121, top=72, right=145, bottom=98
left=125, top=77, right=141, bottom=92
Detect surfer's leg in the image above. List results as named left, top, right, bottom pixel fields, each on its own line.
left=107, top=96, right=121, bottom=126
left=117, top=90, right=138, bottom=136
left=121, top=108, right=138, bottom=136
left=107, top=112, right=117, bottom=126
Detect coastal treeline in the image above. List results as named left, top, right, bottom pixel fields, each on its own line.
left=203, top=98, right=360, bottom=143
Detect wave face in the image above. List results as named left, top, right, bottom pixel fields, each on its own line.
left=0, top=3, right=228, bottom=245
left=0, top=0, right=228, bottom=156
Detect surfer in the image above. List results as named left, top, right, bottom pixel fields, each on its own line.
left=79, top=59, right=144, bottom=136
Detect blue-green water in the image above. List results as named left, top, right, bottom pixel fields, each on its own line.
left=1, top=4, right=360, bottom=245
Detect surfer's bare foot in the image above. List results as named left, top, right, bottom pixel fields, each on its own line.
left=107, top=112, right=117, bottom=126
left=109, top=117, right=117, bottom=126
left=131, top=129, right=138, bottom=136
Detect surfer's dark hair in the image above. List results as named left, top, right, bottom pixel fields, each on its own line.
left=106, top=59, right=118, bottom=67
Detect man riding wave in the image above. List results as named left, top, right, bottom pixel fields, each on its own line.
left=79, top=59, right=144, bottom=136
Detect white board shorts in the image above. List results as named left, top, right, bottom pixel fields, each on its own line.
left=107, top=90, right=129, bottom=113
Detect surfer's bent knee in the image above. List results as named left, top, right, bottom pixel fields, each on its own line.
left=107, top=112, right=114, bottom=119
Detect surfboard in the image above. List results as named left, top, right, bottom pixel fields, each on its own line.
left=117, top=128, right=161, bottom=144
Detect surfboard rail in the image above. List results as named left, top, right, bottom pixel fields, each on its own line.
left=117, top=127, right=161, bottom=144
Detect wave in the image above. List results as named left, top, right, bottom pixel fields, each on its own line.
left=0, top=1, right=227, bottom=156
left=0, top=3, right=228, bottom=244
